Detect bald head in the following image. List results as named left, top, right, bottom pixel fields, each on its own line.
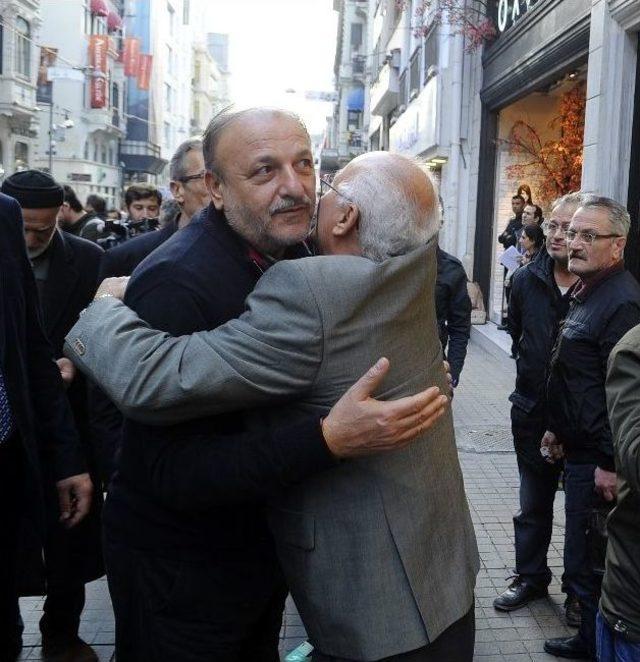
left=330, top=151, right=439, bottom=261
left=202, top=107, right=310, bottom=179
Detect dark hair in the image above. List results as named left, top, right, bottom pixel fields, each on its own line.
left=62, top=184, right=84, bottom=213
left=517, top=184, right=533, bottom=204
left=522, top=223, right=545, bottom=250
left=202, top=107, right=310, bottom=179
left=86, top=194, right=107, bottom=215
left=124, top=184, right=162, bottom=208
left=525, top=203, right=544, bottom=223
left=512, top=195, right=525, bottom=204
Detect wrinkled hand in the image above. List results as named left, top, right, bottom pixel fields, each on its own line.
left=321, top=357, right=448, bottom=458
left=540, top=430, right=564, bottom=464
left=56, top=357, right=76, bottom=387
left=56, top=472, right=93, bottom=528
left=94, top=276, right=129, bottom=301
left=594, top=467, right=617, bottom=502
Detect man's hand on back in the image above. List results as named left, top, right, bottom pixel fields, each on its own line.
left=56, top=472, right=93, bottom=528
left=94, top=276, right=129, bottom=301
left=321, top=357, right=448, bottom=458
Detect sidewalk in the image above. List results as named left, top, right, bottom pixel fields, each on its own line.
left=18, top=340, right=571, bottom=662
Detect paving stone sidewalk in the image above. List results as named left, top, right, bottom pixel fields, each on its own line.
left=18, top=338, right=571, bottom=662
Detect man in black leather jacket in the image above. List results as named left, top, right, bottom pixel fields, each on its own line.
left=543, top=195, right=640, bottom=661
left=494, top=193, right=580, bottom=617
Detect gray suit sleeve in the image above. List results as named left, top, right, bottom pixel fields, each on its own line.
left=64, top=261, right=323, bottom=424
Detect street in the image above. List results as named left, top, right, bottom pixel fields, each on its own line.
left=18, top=335, right=572, bottom=662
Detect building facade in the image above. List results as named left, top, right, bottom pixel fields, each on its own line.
left=33, top=0, right=126, bottom=208
left=0, top=0, right=41, bottom=178
left=191, top=39, right=229, bottom=136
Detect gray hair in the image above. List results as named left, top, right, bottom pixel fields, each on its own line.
left=578, top=194, right=631, bottom=237
left=335, top=160, right=440, bottom=262
left=550, top=191, right=585, bottom=214
left=202, top=107, right=310, bottom=179
left=169, top=138, right=203, bottom=182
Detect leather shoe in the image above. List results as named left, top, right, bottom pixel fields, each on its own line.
left=565, top=593, right=582, bottom=628
left=543, top=634, right=590, bottom=659
left=493, top=577, right=548, bottom=611
left=42, top=636, right=98, bottom=662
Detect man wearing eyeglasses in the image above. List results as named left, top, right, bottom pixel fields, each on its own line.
left=542, top=195, right=640, bottom=660
left=494, top=193, right=580, bottom=619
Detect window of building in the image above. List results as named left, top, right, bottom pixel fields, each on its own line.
left=350, top=23, right=363, bottom=49
left=423, top=27, right=439, bottom=82
left=410, top=48, right=420, bottom=98
left=164, top=82, right=172, bottom=112
left=91, top=14, right=106, bottom=35
left=183, top=0, right=190, bottom=24
left=84, top=141, right=89, bottom=160
left=101, top=145, right=107, bottom=163
left=347, top=109, right=361, bottom=131
left=93, top=143, right=99, bottom=162
left=112, top=82, right=119, bottom=109
left=0, top=17, right=4, bottom=75
left=167, top=2, right=175, bottom=36
left=166, top=44, right=174, bottom=76
left=14, top=142, right=28, bottom=171
left=108, top=145, right=114, bottom=165
left=83, top=2, right=91, bottom=34
left=15, top=17, right=31, bottom=79
left=399, top=69, right=407, bottom=109
left=164, top=121, right=171, bottom=148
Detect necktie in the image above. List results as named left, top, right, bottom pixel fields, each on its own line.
left=0, top=368, right=14, bottom=443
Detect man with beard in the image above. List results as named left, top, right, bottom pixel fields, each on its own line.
left=494, top=193, right=580, bottom=623
left=542, top=196, right=640, bottom=660
left=71, top=109, right=450, bottom=661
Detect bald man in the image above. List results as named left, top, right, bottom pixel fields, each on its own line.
left=66, top=111, right=478, bottom=661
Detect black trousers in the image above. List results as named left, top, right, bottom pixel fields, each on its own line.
left=513, top=456, right=562, bottom=589
left=312, top=604, right=475, bottom=662
left=0, top=437, right=25, bottom=661
left=105, top=538, right=287, bottom=662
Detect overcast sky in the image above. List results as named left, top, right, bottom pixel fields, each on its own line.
left=204, top=0, right=338, bottom=136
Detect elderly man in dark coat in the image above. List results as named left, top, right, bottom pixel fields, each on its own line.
left=1, top=171, right=101, bottom=662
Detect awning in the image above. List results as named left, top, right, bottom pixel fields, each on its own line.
left=91, top=0, right=109, bottom=16
left=347, top=87, right=364, bottom=112
left=107, top=10, right=122, bottom=31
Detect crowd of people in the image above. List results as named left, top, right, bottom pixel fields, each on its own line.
left=0, top=104, right=639, bottom=662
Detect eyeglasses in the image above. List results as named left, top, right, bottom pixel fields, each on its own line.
left=178, top=171, right=205, bottom=183
left=314, top=176, right=353, bottom=226
left=564, top=229, right=622, bottom=245
left=541, top=221, right=570, bottom=236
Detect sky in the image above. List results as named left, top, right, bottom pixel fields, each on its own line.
left=204, top=0, right=338, bottom=137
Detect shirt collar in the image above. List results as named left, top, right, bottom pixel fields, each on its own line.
left=572, top=260, right=625, bottom=302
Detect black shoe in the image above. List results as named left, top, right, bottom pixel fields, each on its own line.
left=565, top=594, right=582, bottom=628
left=543, top=634, right=590, bottom=659
left=493, top=577, right=548, bottom=611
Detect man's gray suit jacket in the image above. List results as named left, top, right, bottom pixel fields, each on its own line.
left=66, top=242, right=479, bottom=660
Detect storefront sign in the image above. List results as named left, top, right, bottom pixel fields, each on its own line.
left=497, top=0, right=538, bottom=33
left=137, top=54, right=153, bottom=91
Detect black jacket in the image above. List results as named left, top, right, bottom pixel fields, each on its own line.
left=91, top=220, right=178, bottom=480
left=0, top=194, right=85, bottom=530
left=507, top=250, right=573, bottom=469
left=435, top=247, right=471, bottom=383
left=498, top=214, right=522, bottom=249
left=65, top=212, right=101, bottom=243
left=104, top=204, right=335, bottom=560
left=23, top=230, right=105, bottom=591
left=547, top=266, right=640, bottom=469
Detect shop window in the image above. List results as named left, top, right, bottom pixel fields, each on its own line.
left=410, top=49, right=420, bottom=98
left=14, top=142, right=28, bottom=171
left=15, top=17, right=31, bottom=79
left=399, top=70, right=407, bottom=109
left=423, top=28, right=438, bottom=82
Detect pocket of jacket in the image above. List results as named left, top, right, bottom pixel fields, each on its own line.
left=509, top=391, right=538, bottom=415
left=270, top=509, right=315, bottom=551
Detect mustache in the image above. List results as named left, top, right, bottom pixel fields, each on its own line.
left=270, top=196, right=313, bottom=215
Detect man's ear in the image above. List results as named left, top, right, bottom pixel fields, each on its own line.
left=205, top=171, right=224, bottom=211
left=332, top=203, right=359, bottom=237
left=169, top=181, right=184, bottom=205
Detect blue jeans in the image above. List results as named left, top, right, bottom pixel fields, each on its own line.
left=564, top=462, right=601, bottom=657
left=596, top=611, right=640, bottom=661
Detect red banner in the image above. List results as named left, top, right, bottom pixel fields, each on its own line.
left=123, top=37, right=140, bottom=77
left=88, top=35, right=108, bottom=74
left=90, top=76, right=108, bottom=108
left=137, top=54, right=153, bottom=91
